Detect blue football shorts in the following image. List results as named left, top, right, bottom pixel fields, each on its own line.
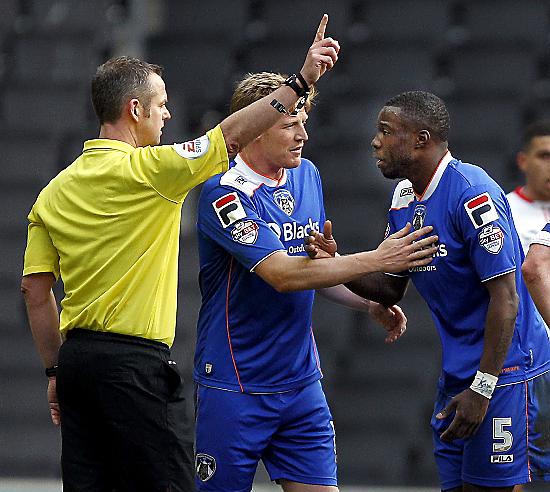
left=431, top=370, right=550, bottom=490
left=194, top=380, right=337, bottom=492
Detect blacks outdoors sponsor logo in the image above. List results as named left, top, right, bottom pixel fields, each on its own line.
left=212, top=193, right=247, bottom=228
left=268, top=218, right=320, bottom=242
left=464, top=192, right=499, bottom=229
left=478, top=224, right=504, bottom=254
left=273, top=189, right=295, bottom=215
left=195, top=453, right=216, bottom=481
left=268, top=218, right=320, bottom=254
left=231, top=220, right=259, bottom=245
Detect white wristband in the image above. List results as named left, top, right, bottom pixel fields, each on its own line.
left=469, top=370, right=498, bottom=399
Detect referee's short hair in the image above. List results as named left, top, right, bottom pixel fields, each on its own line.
left=92, top=56, right=163, bottom=124
left=230, top=72, right=317, bottom=114
left=385, top=91, right=450, bottom=142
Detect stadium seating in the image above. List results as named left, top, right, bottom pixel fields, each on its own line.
left=2, top=0, right=549, bottom=486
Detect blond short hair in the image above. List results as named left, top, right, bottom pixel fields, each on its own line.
left=230, top=72, right=317, bottom=114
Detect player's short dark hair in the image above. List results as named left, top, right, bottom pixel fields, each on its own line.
left=522, top=120, right=550, bottom=150
left=385, top=91, right=450, bottom=142
left=91, top=56, right=163, bottom=124
left=230, top=72, right=316, bottom=114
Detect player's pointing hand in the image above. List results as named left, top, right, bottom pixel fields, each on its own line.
left=300, top=14, right=340, bottom=87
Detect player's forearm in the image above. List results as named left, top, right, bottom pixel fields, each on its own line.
left=478, top=281, right=519, bottom=377
left=345, top=273, right=408, bottom=307
left=524, top=277, right=550, bottom=326
left=257, top=251, right=390, bottom=293
left=21, top=282, right=62, bottom=368
left=317, top=284, right=371, bottom=311
left=220, top=86, right=301, bottom=157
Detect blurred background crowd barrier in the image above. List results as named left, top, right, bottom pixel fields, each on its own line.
left=1, top=0, right=550, bottom=487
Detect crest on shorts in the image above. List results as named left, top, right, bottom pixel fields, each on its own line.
left=273, top=189, right=295, bottom=215
left=195, top=453, right=216, bottom=482
left=478, top=224, right=504, bottom=254
left=412, top=204, right=426, bottom=231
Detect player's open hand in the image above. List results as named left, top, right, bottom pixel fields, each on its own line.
left=436, top=388, right=490, bottom=442
left=374, top=223, right=438, bottom=273
left=368, top=302, right=407, bottom=343
left=47, top=377, right=60, bottom=426
left=305, top=220, right=337, bottom=259
left=299, top=14, right=340, bottom=87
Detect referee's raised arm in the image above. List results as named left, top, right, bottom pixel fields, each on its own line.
left=220, top=14, right=340, bottom=157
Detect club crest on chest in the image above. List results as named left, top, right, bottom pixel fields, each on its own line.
left=273, top=189, right=295, bottom=215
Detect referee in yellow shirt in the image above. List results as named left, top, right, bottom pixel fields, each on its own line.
left=21, top=16, right=340, bottom=491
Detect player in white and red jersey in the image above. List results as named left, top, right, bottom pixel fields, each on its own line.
left=507, top=121, right=550, bottom=253
left=523, top=222, right=550, bottom=327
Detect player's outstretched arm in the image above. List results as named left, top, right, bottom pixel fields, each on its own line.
left=317, top=286, right=407, bottom=343
left=306, top=222, right=422, bottom=306
left=312, top=222, right=408, bottom=343
left=21, top=273, right=62, bottom=426
left=255, top=224, right=437, bottom=292
left=522, top=243, right=550, bottom=325
left=437, top=272, right=519, bottom=442
left=219, top=14, right=340, bottom=157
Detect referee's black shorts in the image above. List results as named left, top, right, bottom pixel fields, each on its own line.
left=57, top=329, right=195, bottom=492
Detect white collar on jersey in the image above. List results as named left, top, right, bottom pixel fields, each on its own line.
left=415, top=150, right=453, bottom=201
left=233, top=154, right=288, bottom=188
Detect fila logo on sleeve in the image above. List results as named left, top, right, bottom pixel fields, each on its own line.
left=464, top=192, right=499, bottom=229
left=213, top=193, right=247, bottom=227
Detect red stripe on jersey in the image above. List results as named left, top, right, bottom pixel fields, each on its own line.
left=467, top=194, right=488, bottom=209
left=525, top=381, right=531, bottom=481
left=216, top=194, right=236, bottom=208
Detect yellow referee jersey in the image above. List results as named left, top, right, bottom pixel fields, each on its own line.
left=23, top=125, right=228, bottom=346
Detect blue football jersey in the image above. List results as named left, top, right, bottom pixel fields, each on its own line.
left=194, top=156, right=326, bottom=393
left=386, top=152, right=550, bottom=393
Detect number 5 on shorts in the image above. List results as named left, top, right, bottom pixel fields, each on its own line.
left=493, top=417, right=513, bottom=452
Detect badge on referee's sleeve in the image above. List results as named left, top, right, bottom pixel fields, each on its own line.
left=173, top=134, right=210, bottom=159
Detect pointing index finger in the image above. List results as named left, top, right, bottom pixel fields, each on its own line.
left=315, top=13, right=328, bottom=42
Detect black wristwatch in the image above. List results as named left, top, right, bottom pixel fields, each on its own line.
left=45, top=365, right=58, bottom=378
left=284, top=73, right=310, bottom=98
